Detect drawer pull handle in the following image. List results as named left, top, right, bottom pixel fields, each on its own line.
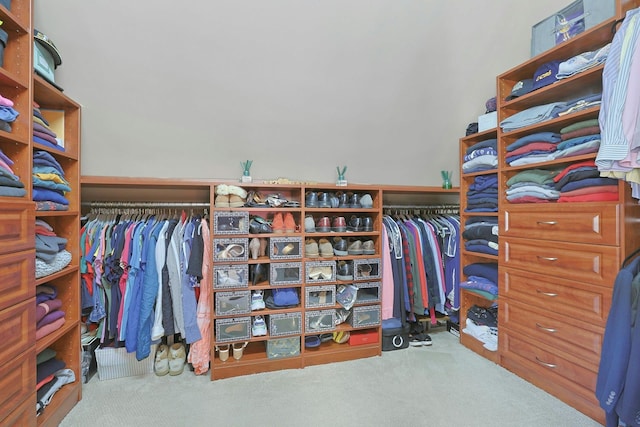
left=536, top=290, right=558, bottom=297
left=536, top=221, right=557, bottom=225
left=537, top=256, right=558, bottom=262
left=536, top=323, right=557, bottom=333
left=535, top=357, right=557, bottom=369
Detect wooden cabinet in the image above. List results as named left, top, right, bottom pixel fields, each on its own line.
left=496, top=2, right=640, bottom=423
left=0, top=1, right=82, bottom=423
left=209, top=183, right=383, bottom=379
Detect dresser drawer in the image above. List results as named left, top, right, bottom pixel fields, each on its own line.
left=0, top=201, right=34, bottom=255
left=0, top=298, right=35, bottom=363
left=502, top=204, right=619, bottom=245
left=501, top=332, right=597, bottom=392
left=502, top=267, right=611, bottom=324
left=501, top=299, right=603, bottom=366
left=0, top=349, right=35, bottom=426
left=501, top=238, right=618, bottom=287
left=500, top=333, right=603, bottom=423
left=0, top=250, right=35, bottom=312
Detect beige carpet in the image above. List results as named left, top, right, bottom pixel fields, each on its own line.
left=59, top=331, right=602, bottom=427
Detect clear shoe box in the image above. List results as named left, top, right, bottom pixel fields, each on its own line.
left=270, top=237, right=303, bottom=260
left=213, top=211, right=249, bottom=234
left=214, top=238, right=249, bottom=262
left=349, top=305, right=381, bottom=328
left=305, top=260, right=336, bottom=284
left=355, top=282, right=381, bottom=304
left=305, top=309, right=336, bottom=333
left=214, top=264, right=249, bottom=289
left=270, top=261, right=303, bottom=286
left=353, top=258, right=382, bottom=280
left=268, top=312, right=302, bottom=337
left=305, top=285, right=336, bottom=308
left=266, top=337, right=300, bottom=359
left=215, top=317, right=251, bottom=342
left=215, top=291, right=251, bottom=316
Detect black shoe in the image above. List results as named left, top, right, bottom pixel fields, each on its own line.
left=249, top=217, right=273, bottom=234
left=337, top=191, right=349, bottom=208
left=251, top=264, right=269, bottom=286
left=318, top=192, right=331, bottom=208
left=305, top=191, right=318, bottom=208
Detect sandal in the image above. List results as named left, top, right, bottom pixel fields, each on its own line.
left=233, top=342, right=248, bottom=360
left=216, top=344, right=230, bottom=362
left=305, top=336, right=321, bottom=348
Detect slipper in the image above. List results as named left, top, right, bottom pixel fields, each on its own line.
left=320, top=333, right=333, bottom=343
left=305, top=336, right=321, bottom=348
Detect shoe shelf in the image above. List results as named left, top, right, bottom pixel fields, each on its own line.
left=210, top=183, right=383, bottom=379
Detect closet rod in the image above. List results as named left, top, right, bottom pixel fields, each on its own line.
left=82, top=201, right=210, bottom=208
left=383, top=203, right=460, bottom=210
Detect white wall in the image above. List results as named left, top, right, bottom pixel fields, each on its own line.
left=35, top=0, right=567, bottom=186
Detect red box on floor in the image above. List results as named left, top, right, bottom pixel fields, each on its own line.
left=349, top=329, right=379, bottom=346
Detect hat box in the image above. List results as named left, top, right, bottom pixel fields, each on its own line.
left=34, top=41, right=56, bottom=83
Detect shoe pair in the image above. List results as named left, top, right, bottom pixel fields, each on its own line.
left=272, top=212, right=297, bottom=233
left=155, top=343, right=186, bottom=376
left=347, top=216, right=373, bottom=232
left=250, top=264, right=269, bottom=286
left=347, top=239, right=375, bottom=255
left=249, top=238, right=268, bottom=259
left=216, top=342, right=248, bottom=361
left=409, top=333, right=432, bottom=347
left=215, top=185, right=248, bottom=208
left=252, top=315, right=268, bottom=336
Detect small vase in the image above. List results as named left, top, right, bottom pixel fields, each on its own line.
left=442, top=179, right=452, bottom=190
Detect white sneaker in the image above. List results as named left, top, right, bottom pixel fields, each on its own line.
left=251, top=290, right=265, bottom=311
left=252, top=315, right=267, bottom=336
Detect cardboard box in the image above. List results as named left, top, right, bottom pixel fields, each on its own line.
left=530, top=0, right=615, bottom=57
left=477, top=111, right=497, bottom=132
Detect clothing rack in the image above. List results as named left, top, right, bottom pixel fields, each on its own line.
left=383, top=203, right=459, bottom=213
left=82, top=201, right=210, bottom=209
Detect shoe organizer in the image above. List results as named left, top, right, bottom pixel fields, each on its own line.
left=305, top=285, right=336, bottom=309
left=305, top=261, right=336, bottom=284
left=265, top=337, right=300, bottom=359
left=214, top=238, right=249, bottom=262
left=305, top=309, right=337, bottom=333
left=349, top=305, right=381, bottom=328
left=354, top=282, right=381, bottom=304
left=269, top=237, right=303, bottom=260
left=353, top=258, right=382, bottom=280
left=215, top=317, right=251, bottom=343
left=270, top=261, right=303, bottom=285
left=214, top=211, right=249, bottom=235
left=268, top=312, right=302, bottom=337
left=215, top=291, right=251, bottom=316
left=214, top=264, right=249, bottom=289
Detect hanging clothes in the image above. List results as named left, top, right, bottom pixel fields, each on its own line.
left=381, top=209, right=460, bottom=324
left=80, top=209, right=210, bottom=367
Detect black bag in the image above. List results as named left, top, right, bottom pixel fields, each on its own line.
left=382, top=323, right=410, bottom=351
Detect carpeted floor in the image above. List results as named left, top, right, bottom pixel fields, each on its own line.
left=59, top=330, right=602, bottom=427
